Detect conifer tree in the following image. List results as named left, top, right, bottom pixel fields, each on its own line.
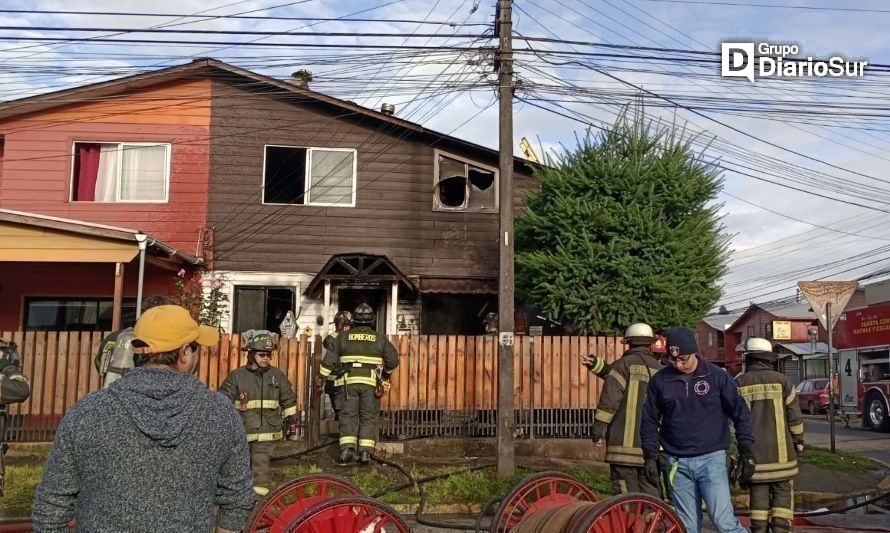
left=515, top=109, right=729, bottom=334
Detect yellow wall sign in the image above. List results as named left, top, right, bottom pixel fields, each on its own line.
left=772, top=321, right=792, bottom=340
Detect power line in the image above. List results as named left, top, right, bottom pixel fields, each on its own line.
left=633, top=0, right=890, bottom=15
left=0, top=8, right=486, bottom=25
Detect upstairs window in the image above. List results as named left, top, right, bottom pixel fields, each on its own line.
left=263, top=145, right=356, bottom=207
left=433, top=151, right=498, bottom=212
left=71, top=142, right=169, bottom=202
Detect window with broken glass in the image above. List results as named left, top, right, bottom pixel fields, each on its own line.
left=433, top=152, right=498, bottom=212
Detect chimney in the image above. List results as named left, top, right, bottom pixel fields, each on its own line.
left=380, top=103, right=395, bottom=116
left=290, top=69, right=312, bottom=89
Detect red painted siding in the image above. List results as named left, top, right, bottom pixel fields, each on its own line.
left=0, top=80, right=211, bottom=253
left=0, top=261, right=176, bottom=330
left=696, top=322, right=723, bottom=364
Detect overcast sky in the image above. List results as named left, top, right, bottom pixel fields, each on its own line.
left=1, top=0, right=888, bottom=311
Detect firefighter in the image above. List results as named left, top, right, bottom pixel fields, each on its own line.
left=0, top=338, right=30, bottom=497
left=590, top=323, right=663, bottom=497
left=94, top=295, right=169, bottom=388
left=483, top=312, right=498, bottom=334
left=321, top=303, right=399, bottom=465
left=219, top=330, right=298, bottom=496
left=736, top=337, right=805, bottom=533
left=319, top=311, right=352, bottom=419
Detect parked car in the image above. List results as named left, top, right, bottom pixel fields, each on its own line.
left=797, top=378, right=831, bottom=414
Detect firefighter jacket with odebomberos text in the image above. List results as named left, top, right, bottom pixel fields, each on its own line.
left=219, top=365, right=297, bottom=442
left=735, top=360, right=804, bottom=482
left=592, top=346, right=662, bottom=466
left=320, top=326, right=399, bottom=387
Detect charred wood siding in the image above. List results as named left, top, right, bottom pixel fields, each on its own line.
left=207, top=81, right=537, bottom=277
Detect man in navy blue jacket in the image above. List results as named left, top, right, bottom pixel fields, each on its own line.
left=641, top=326, right=755, bottom=533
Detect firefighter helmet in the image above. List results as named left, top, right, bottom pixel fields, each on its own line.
left=334, top=311, right=353, bottom=326
left=353, top=303, right=376, bottom=325
left=624, top=323, right=656, bottom=345
left=483, top=312, right=498, bottom=329
left=743, top=337, right=776, bottom=361
left=242, top=329, right=278, bottom=352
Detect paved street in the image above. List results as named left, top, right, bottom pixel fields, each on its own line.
left=803, top=418, right=890, bottom=465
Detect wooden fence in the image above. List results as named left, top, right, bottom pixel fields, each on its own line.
left=0, top=331, right=625, bottom=442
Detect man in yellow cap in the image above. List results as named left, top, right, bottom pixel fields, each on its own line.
left=33, top=305, right=254, bottom=533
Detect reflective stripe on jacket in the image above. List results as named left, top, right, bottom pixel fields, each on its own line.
left=736, top=362, right=804, bottom=482
left=320, top=326, right=399, bottom=388
left=592, top=346, right=662, bottom=466
left=219, top=366, right=297, bottom=442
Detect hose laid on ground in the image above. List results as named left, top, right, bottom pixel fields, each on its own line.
left=371, top=454, right=497, bottom=531
left=270, top=439, right=338, bottom=462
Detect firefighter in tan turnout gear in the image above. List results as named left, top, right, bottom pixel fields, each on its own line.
left=0, top=339, right=30, bottom=497
left=590, top=323, right=663, bottom=497
left=736, top=337, right=805, bottom=533
left=321, top=303, right=399, bottom=466
left=219, top=330, right=298, bottom=496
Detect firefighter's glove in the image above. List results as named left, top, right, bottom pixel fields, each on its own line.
left=737, top=441, right=756, bottom=488
left=579, top=354, right=605, bottom=375
left=284, top=416, right=299, bottom=441
left=374, top=380, right=391, bottom=398
left=643, top=449, right=660, bottom=488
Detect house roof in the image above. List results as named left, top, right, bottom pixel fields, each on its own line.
left=0, top=58, right=536, bottom=173
left=757, top=301, right=816, bottom=320
left=727, top=300, right=816, bottom=332
left=702, top=312, right=743, bottom=331
left=0, top=208, right=201, bottom=265
left=774, top=342, right=836, bottom=356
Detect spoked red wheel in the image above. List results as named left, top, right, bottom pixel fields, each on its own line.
left=274, top=495, right=411, bottom=533
left=568, top=493, right=684, bottom=533
left=246, top=474, right=362, bottom=532
left=491, top=471, right=600, bottom=532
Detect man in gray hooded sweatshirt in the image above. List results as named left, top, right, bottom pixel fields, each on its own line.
left=32, top=305, right=255, bottom=533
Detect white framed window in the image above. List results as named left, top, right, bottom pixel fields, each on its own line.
left=262, top=145, right=357, bottom=207
left=71, top=142, right=170, bottom=202
left=433, top=149, right=498, bottom=212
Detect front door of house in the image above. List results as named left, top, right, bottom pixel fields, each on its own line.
left=338, top=288, right=387, bottom=335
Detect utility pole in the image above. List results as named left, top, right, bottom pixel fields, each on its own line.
left=495, top=0, right=515, bottom=479
left=826, top=302, right=836, bottom=453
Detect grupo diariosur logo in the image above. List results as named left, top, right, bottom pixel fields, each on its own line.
left=721, top=42, right=867, bottom=82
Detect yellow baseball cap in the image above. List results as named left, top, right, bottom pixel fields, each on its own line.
left=132, top=305, right=220, bottom=354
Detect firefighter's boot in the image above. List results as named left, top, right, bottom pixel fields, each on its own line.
left=335, top=447, right=355, bottom=466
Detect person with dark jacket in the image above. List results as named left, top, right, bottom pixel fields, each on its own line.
left=0, top=338, right=31, bottom=497
left=319, top=311, right=352, bottom=419
left=590, top=323, right=663, bottom=497
left=641, top=326, right=754, bottom=533
left=736, top=337, right=804, bottom=533
left=33, top=305, right=253, bottom=533
left=219, top=330, right=297, bottom=497
left=321, top=303, right=399, bottom=465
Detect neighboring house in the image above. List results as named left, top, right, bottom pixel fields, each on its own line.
left=724, top=300, right=821, bottom=374
left=0, top=59, right=537, bottom=335
left=697, top=311, right=743, bottom=367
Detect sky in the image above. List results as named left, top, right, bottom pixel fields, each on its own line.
left=0, top=0, right=888, bottom=312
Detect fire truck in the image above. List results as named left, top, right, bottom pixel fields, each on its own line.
left=835, top=303, right=890, bottom=432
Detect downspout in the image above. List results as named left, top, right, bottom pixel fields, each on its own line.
left=135, top=233, right=148, bottom=319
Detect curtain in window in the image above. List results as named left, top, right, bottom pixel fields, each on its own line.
left=309, top=149, right=354, bottom=205
left=95, top=144, right=118, bottom=202
left=120, top=144, right=167, bottom=201
left=75, top=143, right=102, bottom=201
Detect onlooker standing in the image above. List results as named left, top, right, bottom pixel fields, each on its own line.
left=736, top=338, right=804, bottom=533
left=219, top=330, right=298, bottom=497
left=641, top=326, right=754, bottom=533
left=590, top=323, right=663, bottom=497
left=33, top=305, right=254, bottom=533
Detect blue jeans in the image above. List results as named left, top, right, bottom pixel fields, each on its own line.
left=666, top=450, right=747, bottom=533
